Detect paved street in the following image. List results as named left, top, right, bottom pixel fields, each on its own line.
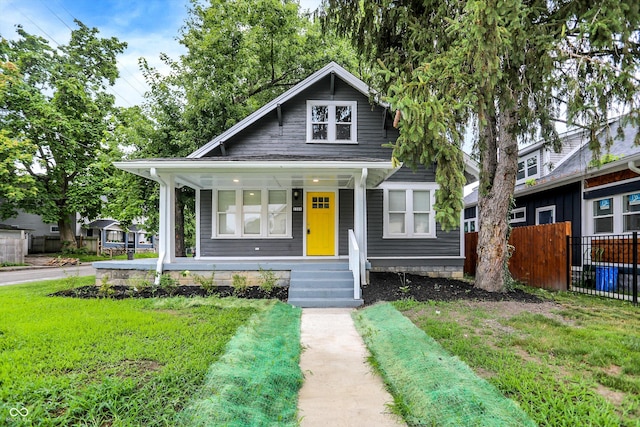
left=0, top=265, right=96, bottom=286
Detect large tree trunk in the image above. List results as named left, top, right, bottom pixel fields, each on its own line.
left=475, top=106, right=519, bottom=292
left=58, top=215, right=77, bottom=250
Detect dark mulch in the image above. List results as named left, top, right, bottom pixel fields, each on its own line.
left=363, top=272, right=544, bottom=305
left=50, top=272, right=543, bottom=304
left=50, top=285, right=289, bottom=302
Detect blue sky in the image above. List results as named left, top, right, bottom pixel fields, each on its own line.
left=0, top=0, right=321, bottom=106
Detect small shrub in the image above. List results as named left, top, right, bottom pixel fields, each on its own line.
left=232, top=274, right=249, bottom=293
left=129, top=273, right=152, bottom=292
left=98, top=275, right=114, bottom=297
left=258, top=267, right=278, bottom=293
left=159, top=273, right=178, bottom=295
left=193, top=271, right=216, bottom=294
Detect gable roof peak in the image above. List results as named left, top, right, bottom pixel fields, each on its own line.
left=188, top=61, right=379, bottom=159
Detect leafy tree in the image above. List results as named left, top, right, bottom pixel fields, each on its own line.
left=0, top=22, right=126, bottom=247
left=326, top=0, right=640, bottom=291
left=111, top=0, right=359, bottom=256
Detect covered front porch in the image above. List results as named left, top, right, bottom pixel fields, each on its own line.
left=101, top=157, right=397, bottom=306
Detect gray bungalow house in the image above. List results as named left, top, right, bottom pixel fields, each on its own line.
left=103, top=62, right=477, bottom=307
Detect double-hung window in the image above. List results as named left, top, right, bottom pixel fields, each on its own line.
left=215, top=189, right=290, bottom=238
left=593, top=198, right=614, bottom=233
left=516, top=152, right=540, bottom=183
left=307, top=101, right=357, bottom=143
left=383, top=184, right=437, bottom=238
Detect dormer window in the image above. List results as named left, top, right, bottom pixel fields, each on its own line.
left=306, top=101, right=357, bottom=144
left=516, top=152, right=539, bottom=183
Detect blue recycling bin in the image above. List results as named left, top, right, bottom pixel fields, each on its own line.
left=595, top=266, right=618, bottom=291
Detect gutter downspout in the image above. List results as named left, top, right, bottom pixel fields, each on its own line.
left=629, top=160, right=640, bottom=176
left=150, top=168, right=166, bottom=284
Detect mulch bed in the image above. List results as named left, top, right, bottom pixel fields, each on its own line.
left=50, top=272, right=543, bottom=304
left=50, top=285, right=289, bottom=302
left=362, top=272, right=543, bottom=305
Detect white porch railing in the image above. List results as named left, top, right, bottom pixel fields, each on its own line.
left=348, top=229, right=361, bottom=299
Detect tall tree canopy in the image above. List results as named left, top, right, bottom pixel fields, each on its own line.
left=327, top=0, right=640, bottom=291
left=108, top=0, right=359, bottom=256
left=0, top=21, right=126, bottom=247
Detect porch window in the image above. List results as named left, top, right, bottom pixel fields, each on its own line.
left=214, top=189, right=290, bottom=238
left=623, top=193, right=640, bottom=232
left=106, top=230, right=123, bottom=242
left=307, top=101, right=357, bottom=143
left=383, top=185, right=437, bottom=238
left=593, top=198, right=613, bottom=233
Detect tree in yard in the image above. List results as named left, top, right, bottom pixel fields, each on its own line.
left=113, top=0, right=359, bottom=256
left=0, top=22, right=127, bottom=248
left=326, top=0, right=640, bottom=291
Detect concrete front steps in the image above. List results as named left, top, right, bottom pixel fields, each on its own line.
left=288, top=262, right=363, bottom=308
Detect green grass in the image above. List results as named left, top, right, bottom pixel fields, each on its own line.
left=394, top=290, right=640, bottom=426
left=0, top=278, right=270, bottom=426
left=75, top=252, right=159, bottom=263
left=179, top=303, right=303, bottom=426
left=0, top=262, right=28, bottom=267
left=353, top=303, right=535, bottom=427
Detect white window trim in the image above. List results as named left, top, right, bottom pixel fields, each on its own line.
left=50, top=225, right=59, bottom=233
left=464, top=219, right=476, bottom=233
left=509, top=207, right=526, bottom=224
left=381, top=182, right=438, bottom=239
left=212, top=188, right=292, bottom=239
left=535, top=205, right=556, bottom=225
left=622, top=191, right=640, bottom=233
left=306, top=100, right=358, bottom=144
left=516, top=151, right=540, bottom=184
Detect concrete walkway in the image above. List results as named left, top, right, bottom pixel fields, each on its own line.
left=298, top=308, right=406, bottom=426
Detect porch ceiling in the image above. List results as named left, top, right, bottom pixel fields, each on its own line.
left=114, top=158, right=399, bottom=190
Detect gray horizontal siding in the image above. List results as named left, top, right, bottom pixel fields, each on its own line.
left=366, top=189, right=461, bottom=258
left=338, top=189, right=354, bottom=256
left=206, top=75, right=399, bottom=160
left=199, top=190, right=303, bottom=257
left=387, top=164, right=436, bottom=182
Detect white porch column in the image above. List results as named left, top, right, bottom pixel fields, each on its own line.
left=354, top=168, right=368, bottom=284
left=154, top=170, right=176, bottom=273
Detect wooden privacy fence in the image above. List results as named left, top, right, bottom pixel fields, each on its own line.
left=465, top=222, right=572, bottom=291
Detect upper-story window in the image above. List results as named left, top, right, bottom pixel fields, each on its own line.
left=306, top=101, right=357, bottom=144
left=517, top=152, right=539, bottom=183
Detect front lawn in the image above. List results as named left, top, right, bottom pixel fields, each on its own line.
left=392, top=292, right=640, bottom=426
left=0, top=278, right=279, bottom=426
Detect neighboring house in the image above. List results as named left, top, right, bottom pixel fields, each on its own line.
left=464, top=116, right=640, bottom=247
left=0, top=209, right=80, bottom=253
left=82, top=220, right=155, bottom=253
left=110, top=62, right=478, bottom=306
left=0, top=224, right=28, bottom=264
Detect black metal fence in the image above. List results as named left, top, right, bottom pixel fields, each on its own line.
left=568, top=232, right=639, bottom=305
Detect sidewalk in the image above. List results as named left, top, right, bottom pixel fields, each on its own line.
left=297, top=308, right=406, bottom=426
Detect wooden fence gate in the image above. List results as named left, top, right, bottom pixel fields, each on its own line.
left=465, top=222, right=572, bottom=291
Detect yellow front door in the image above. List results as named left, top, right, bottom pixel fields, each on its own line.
left=306, top=192, right=335, bottom=256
